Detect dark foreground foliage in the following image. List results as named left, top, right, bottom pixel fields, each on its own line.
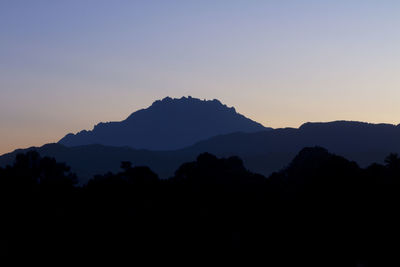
left=2, top=148, right=400, bottom=266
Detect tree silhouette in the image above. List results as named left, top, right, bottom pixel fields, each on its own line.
left=3, top=148, right=400, bottom=266
left=384, top=153, right=400, bottom=168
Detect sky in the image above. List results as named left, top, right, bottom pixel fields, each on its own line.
left=1, top=0, right=400, bottom=154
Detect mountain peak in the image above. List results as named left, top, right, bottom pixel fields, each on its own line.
left=150, top=96, right=227, bottom=109
left=59, top=97, right=269, bottom=150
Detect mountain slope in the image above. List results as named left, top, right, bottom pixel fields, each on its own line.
left=0, top=143, right=192, bottom=184
left=58, top=96, right=269, bottom=150
left=184, top=121, right=400, bottom=172
left=2, top=121, right=400, bottom=185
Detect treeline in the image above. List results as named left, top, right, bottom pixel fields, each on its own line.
left=2, top=147, right=400, bottom=266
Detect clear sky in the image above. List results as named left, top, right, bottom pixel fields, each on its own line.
left=1, top=0, right=400, bottom=154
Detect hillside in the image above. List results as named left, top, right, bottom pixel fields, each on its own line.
left=2, top=121, right=400, bottom=184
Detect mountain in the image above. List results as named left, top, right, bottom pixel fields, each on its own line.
left=58, top=96, right=269, bottom=150
left=184, top=120, right=400, bottom=174
left=2, top=120, right=400, bottom=185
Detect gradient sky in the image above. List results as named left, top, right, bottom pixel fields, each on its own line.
left=1, top=0, right=400, bottom=154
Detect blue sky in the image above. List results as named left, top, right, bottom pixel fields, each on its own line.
left=1, top=0, right=400, bottom=153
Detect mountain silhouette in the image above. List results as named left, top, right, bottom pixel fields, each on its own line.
left=2, top=120, right=400, bottom=184
left=58, top=96, right=269, bottom=150
left=184, top=120, right=400, bottom=174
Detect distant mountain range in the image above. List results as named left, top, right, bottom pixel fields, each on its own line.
left=58, top=96, right=269, bottom=150
left=1, top=119, right=400, bottom=184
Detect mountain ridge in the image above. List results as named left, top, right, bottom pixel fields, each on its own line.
left=2, top=120, right=400, bottom=184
